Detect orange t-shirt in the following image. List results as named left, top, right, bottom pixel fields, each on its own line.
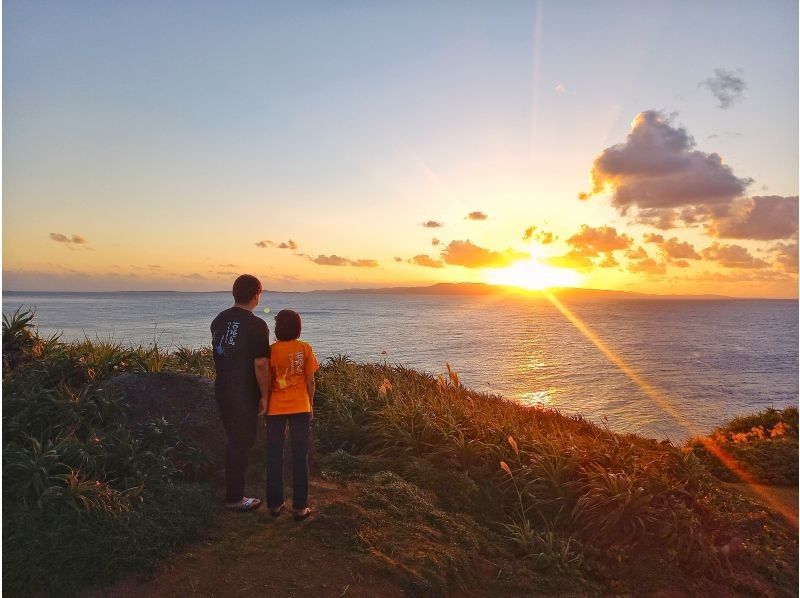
left=268, top=339, right=319, bottom=415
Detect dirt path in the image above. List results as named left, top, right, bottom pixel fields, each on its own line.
left=93, top=478, right=405, bottom=598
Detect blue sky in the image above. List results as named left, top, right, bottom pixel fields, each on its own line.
left=3, top=1, right=798, bottom=295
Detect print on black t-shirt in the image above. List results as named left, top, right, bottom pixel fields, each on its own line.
left=211, top=307, right=270, bottom=399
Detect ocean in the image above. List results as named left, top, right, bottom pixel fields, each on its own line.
left=3, top=290, right=797, bottom=442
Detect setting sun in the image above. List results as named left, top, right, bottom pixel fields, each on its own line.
left=485, top=258, right=584, bottom=290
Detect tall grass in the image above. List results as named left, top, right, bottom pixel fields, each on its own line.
left=314, top=356, right=797, bottom=588
left=2, top=311, right=215, bottom=595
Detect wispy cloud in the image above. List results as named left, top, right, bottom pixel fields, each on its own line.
left=407, top=254, right=444, bottom=268
left=305, top=254, right=379, bottom=267
left=700, top=68, right=746, bottom=109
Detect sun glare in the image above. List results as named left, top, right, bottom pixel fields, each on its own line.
left=485, top=258, right=583, bottom=290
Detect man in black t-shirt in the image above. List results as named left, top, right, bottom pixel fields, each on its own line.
left=211, top=274, right=271, bottom=511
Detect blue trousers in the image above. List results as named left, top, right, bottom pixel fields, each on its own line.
left=266, top=412, right=311, bottom=510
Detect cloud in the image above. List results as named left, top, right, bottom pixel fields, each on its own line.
left=700, top=69, right=746, bottom=109
left=257, top=239, right=298, bottom=249
left=700, top=242, right=769, bottom=269
left=659, top=237, right=701, bottom=260
left=523, top=225, right=555, bottom=244
left=148, top=264, right=162, bottom=270
left=672, top=260, right=691, bottom=268
left=393, top=257, right=403, bottom=262
left=466, top=211, right=488, bottom=221
left=627, top=258, right=667, bottom=275
left=49, top=233, right=88, bottom=246
left=643, top=233, right=664, bottom=244
left=217, top=263, right=238, bottom=268
left=768, top=242, right=798, bottom=273
left=625, top=246, right=649, bottom=259
left=546, top=250, right=594, bottom=271
left=597, top=253, right=619, bottom=268
left=307, top=254, right=379, bottom=267
left=431, top=238, right=441, bottom=246
left=181, top=273, right=206, bottom=280
left=422, top=220, right=443, bottom=228
left=350, top=259, right=379, bottom=268
left=546, top=225, right=631, bottom=272
left=567, top=225, right=632, bottom=254
left=440, top=240, right=529, bottom=269
left=407, top=254, right=444, bottom=268
left=709, top=196, right=798, bottom=240
left=215, top=270, right=238, bottom=276
left=580, top=111, right=751, bottom=227
left=554, top=83, right=566, bottom=93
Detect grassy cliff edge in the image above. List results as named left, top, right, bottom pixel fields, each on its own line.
left=3, top=309, right=797, bottom=596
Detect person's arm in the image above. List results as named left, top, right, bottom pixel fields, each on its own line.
left=256, top=357, right=271, bottom=415
left=305, top=369, right=316, bottom=420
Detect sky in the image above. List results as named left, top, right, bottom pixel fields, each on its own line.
left=3, top=0, right=798, bottom=297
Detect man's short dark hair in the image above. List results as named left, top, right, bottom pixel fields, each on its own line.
left=274, top=309, right=301, bottom=341
left=232, top=274, right=262, bottom=304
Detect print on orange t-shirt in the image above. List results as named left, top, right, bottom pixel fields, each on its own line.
left=268, top=339, right=319, bottom=415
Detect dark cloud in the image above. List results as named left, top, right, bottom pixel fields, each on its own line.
left=407, top=254, right=445, bottom=268
left=431, top=238, right=441, bottom=246
left=580, top=111, right=751, bottom=227
left=768, top=242, right=798, bottom=273
left=393, top=257, right=403, bottom=262
left=422, top=220, right=443, bottom=228
left=277, top=240, right=298, bottom=250
left=700, top=69, right=746, bottom=109
left=440, top=240, right=529, bottom=269
left=466, top=211, right=488, bottom=221
left=255, top=240, right=275, bottom=248
left=700, top=242, right=769, bottom=269
left=307, top=254, right=379, bottom=267
left=709, top=196, right=798, bottom=240
left=49, top=233, right=88, bottom=245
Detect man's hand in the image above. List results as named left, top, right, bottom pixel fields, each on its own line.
left=309, top=408, right=314, bottom=422
left=257, top=395, right=269, bottom=416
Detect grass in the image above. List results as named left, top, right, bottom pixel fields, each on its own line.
left=3, top=310, right=797, bottom=596
left=687, top=406, right=798, bottom=485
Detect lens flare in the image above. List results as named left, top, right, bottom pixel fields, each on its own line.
left=542, top=289, right=798, bottom=528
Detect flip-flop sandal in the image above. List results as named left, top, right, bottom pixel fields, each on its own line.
left=293, top=507, right=312, bottom=521
left=225, top=497, right=262, bottom=512
left=270, top=503, right=285, bottom=517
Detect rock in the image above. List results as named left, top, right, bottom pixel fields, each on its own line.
left=101, top=372, right=229, bottom=473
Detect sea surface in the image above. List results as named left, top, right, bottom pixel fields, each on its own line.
left=4, top=291, right=798, bottom=441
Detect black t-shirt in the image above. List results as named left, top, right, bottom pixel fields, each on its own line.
left=211, top=307, right=270, bottom=399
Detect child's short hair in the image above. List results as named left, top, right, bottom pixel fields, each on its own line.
left=232, top=274, right=262, bottom=304
left=274, top=309, right=302, bottom=341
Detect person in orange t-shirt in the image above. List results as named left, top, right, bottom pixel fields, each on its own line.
left=258, top=309, right=319, bottom=520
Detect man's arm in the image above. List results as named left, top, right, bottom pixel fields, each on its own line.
left=255, top=357, right=271, bottom=415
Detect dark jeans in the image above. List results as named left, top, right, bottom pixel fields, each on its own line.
left=266, top=413, right=311, bottom=510
left=215, top=390, right=258, bottom=503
